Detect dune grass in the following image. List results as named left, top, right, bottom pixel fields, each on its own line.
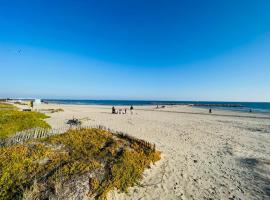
left=0, top=103, right=17, bottom=110
left=51, top=108, right=64, bottom=113
left=41, top=108, right=64, bottom=113
left=0, top=128, right=160, bottom=200
left=0, top=103, right=50, bottom=139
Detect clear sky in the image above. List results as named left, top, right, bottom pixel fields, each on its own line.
left=0, top=0, right=270, bottom=101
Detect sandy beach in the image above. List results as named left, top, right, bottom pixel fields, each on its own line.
left=27, top=103, right=270, bottom=200
left=2, top=1, right=270, bottom=199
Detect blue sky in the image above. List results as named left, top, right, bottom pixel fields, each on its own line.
left=0, top=0, right=270, bottom=101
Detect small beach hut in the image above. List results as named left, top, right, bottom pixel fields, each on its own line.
left=34, top=99, right=41, bottom=105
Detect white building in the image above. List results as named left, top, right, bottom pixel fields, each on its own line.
left=34, top=99, right=41, bottom=105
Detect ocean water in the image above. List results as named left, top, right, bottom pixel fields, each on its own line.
left=44, top=100, right=270, bottom=114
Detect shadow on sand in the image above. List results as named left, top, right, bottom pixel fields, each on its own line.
left=239, top=158, right=270, bottom=199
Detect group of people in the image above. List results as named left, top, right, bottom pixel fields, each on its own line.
left=156, top=105, right=166, bottom=109
left=112, top=105, right=133, bottom=114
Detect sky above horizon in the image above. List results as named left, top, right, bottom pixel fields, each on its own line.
left=0, top=0, right=270, bottom=101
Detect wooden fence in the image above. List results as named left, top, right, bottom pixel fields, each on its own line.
left=0, top=125, right=156, bottom=151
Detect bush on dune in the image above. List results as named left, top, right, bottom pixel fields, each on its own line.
left=0, top=128, right=161, bottom=200
left=0, top=103, right=50, bottom=139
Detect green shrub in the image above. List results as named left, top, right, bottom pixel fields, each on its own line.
left=0, top=108, right=50, bottom=139
left=0, top=128, right=160, bottom=200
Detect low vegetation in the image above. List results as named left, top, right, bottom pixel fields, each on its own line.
left=51, top=108, right=64, bottom=113
left=14, top=101, right=29, bottom=106
left=39, top=108, right=64, bottom=113
left=0, top=103, right=50, bottom=139
left=0, top=103, right=17, bottom=110
left=0, top=128, right=160, bottom=199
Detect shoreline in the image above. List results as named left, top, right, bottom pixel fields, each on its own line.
left=6, top=99, right=270, bottom=115
left=41, top=102, right=270, bottom=118
left=46, top=100, right=270, bottom=115
left=41, top=99, right=270, bottom=113
left=137, top=107, right=270, bottom=119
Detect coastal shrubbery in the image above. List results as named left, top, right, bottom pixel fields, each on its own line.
left=51, top=108, right=64, bottom=113
left=0, top=128, right=160, bottom=200
left=0, top=103, right=50, bottom=138
left=0, top=103, right=17, bottom=110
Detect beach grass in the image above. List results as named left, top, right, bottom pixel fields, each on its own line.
left=0, top=103, right=50, bottom=139
left=0, top=103, right=17, bottom=110
left=0, top=128, right=160, bottom=200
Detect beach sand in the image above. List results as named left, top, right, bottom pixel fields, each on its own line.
left=30, top=103, right=270, bottom=200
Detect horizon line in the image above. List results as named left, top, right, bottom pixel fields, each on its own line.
left=2, top=98, right=270, bottom=103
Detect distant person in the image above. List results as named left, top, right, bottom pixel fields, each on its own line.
left=124, top=108, right=127, bottom=114
left=249, top=109, right=252, bottom=113
left=130, top=105, right=134, bottom=114
left=209, top=108, right=212, bottom=114
left=112, top=106, right=115, bottom=114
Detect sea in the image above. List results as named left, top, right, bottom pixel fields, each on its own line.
left=44, top=100, right=270, bottom=115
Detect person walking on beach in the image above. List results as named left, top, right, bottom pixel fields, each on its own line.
left=112, top=106, right=115, bottom=114
left=130, top=105, right=134, bottom=114
left=209, top=108, right=212, bottom=114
